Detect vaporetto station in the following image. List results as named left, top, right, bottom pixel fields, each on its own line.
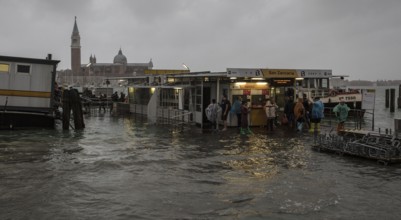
left=117, top=68, right=334, bottom=128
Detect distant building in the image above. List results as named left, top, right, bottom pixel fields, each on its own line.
left=57, top=17, right=153, bottom=87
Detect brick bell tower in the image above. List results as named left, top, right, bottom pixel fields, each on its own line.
left=71, top=16, right=81, bottom=79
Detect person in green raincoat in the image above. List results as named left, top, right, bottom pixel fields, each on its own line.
left=333, top=100, right=350, bottom=133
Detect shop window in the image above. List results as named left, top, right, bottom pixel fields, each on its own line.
left=17, top=64, right=30, bottom=74
left=0, top=63, right=9, bottom=73
left=251, top=95, right=267, bottom=108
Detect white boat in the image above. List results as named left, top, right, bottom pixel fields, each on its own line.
left=296, top=70, right=363, bottom=114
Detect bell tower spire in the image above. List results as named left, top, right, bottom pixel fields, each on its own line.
left=71, top=16, right=81, bottom=78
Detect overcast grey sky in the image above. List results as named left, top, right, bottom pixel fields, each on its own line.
left=1, top=0, right=401, bottom=80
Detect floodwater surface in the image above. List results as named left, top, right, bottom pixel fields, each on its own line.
left=1, top=87, right=401, bottom=219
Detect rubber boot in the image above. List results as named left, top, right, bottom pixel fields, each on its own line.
left=336, top=123, right=342, bottom=134
left=247, top=127, right=253, bottom=134
left=240, top=128, right=245, bottom=135
left=316, top=123, right=320, bottom=133
left=309, top=123, right=315, bottom=133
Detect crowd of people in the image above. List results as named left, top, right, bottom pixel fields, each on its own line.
left=205, top=93, right=350, bottom=135
left=80, top=88, right=127, bottom=113
left=281, top=95, right=349, bottom=134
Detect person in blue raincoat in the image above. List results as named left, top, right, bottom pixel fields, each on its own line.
left=309, top=97, right=324, bottom=133
left=333, top=100, right=350, bottom=133
left=231, top=96, right=242, bottom=128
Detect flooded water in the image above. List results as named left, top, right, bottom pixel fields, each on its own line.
left=1, top=87, right=401, bottom=220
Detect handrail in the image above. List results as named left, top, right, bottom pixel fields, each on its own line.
left=169, top=111, right=193, bottom=119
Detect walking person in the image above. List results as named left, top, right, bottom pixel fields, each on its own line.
left=303, top=94, right=311, bottom=129
left=206, top=99, right=220, bottom=130
left=294, top=98, right=305, bottom=132
left=232, top=96, right=242, bottom=129
left=309, top=97, right=324, bottom=134
left=284, top=96, right=295, bottom=129
left=110, top=91, right=119, bottom=112
left=98, top=93, right=106, bottom=112
left=119, top=92, right=126, bottom=102
left=220, top=95, right=231, bottom=131
left=265, top=99, right=278, bottom=132
left=240, top=100, right=252, bottom=135
left=333, top=100, right=350, bottom=134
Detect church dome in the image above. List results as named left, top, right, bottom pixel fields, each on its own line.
left=113, top=48, right=127, bottom=64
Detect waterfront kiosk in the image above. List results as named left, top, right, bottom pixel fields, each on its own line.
left=262, top=69, right=298, bottom=108
left=227, top=68, right=269, bottom=126
left=0, top=54, right=60, bottom=128
left=123, top=68, right=341, bottom=128
left=227, top=68, right=298, bottom=126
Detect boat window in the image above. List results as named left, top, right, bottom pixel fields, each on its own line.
left=0, top=63, right=9, bottom=73
left=322, top=79, right=328, bottom=88
left=301, top=79, right=307, bottom=88
left=309, top=79, right=316, bottom=88
left=17, top=64, right=31, bottom=74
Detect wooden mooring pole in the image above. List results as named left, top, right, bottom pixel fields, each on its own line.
left=398, top=85, right=401, bottom=109
left=62, top=89, right=85, bottom=130
left=62, top=90, right=71, bottom=130
left=390, top=88, right=395, bottom=113
left=385, top=89, right=389, bottom=108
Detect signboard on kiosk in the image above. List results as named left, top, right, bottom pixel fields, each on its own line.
left=296, top=69, right=332, bottom=78
left=227, top=68, right=262, bottom=77
left=262, top=89, right=269, bottom=95
left=269, top=78, right=294, bottom=87
left=243, top=89, right=251, bottom=95
left=261, top=69, right=297, bottom=78
left=145, top=69, right=190, bottom=74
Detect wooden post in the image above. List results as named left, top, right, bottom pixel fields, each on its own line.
left=62, top=90, right=71, bottom=130
left=385, top=89, right=389, bottom=108
left=62, top=89, right=85, bottom=130
left=71, top=89, right=85, bottom=129
left=390, top=88, right=395, bottom=113
left=398, top=85, right=401, bottom=109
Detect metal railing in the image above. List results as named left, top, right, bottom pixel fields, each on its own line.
left=321, top=107, right=367, bottom=130
left=314, top=132, right=401, bottom=165
left=81, top=96, right=113, bottom=115
left=157, top=108, right=194, bottom=133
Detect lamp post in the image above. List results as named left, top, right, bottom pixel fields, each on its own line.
left=182, top=63, right=190, bottom=72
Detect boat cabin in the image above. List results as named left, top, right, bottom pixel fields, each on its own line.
left=0, top=54, right=60, bottom=128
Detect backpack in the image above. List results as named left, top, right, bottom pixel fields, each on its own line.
left=231, top=100, right=242, bottom=114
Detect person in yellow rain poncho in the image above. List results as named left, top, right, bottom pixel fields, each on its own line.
left=293, top=98, right=305, bottom=132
